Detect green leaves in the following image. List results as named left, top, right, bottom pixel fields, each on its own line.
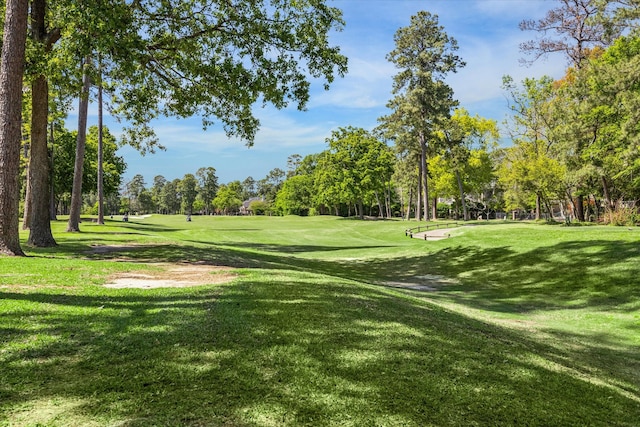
left=106, top=0, right=347, bottom=145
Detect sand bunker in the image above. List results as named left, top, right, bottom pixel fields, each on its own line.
left=104, top=264, right=236, bottom=289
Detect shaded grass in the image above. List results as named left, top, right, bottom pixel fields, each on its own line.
left=2, top=271, right=638, bottom=426
left=1, top=215, right=639, bottom=426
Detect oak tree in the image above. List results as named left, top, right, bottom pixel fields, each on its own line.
left=0, top=0, right=29, bottom=256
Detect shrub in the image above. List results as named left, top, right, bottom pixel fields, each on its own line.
left=249, top=200, right=270, bottom=215
left=603, top=206, right=639, bottom=226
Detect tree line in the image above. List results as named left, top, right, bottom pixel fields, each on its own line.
left=268, top=1, right=640, bottom=224
left=0, top=0, right=347, bottom=256
left=119, top=166, right=286, bottom=216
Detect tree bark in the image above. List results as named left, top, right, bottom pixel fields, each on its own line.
left=420, top=133, right=430, bottom=221
left=27, top=75, right=57, bottom=246
left=406, top=185, right=412, bottom=221
left=601, top=175, right=614, bottom=212
left=67, top=57, right=91, bottom=232
left=22, top=147, right=31, bottom=229
left=26, top=0, right=57, bottom=246
left=575, top=194, right=585, bottom=222
left=432, top=196, right=437, bottom=220
left=0, top=0, right=29, bottom=256
left=49, top=122, right=57, bottom=220
left=414, top=178, right=421, bottom=221
left=97, top=65, right=104, bottom=225
left=416, top=154, right=422, bottom=221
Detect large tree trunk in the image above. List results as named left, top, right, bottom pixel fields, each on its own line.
left=27, top=75, right=57, bottom=246
left=67, top=57, right=91, bottom=232
left=0, top=0, right=29, bottom=256
left=535, top=192, right=542, bottom=220
left=26, top=0, right=57, bottom=246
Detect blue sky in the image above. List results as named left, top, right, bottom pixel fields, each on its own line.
left=110, top=0, right=566, bottom=186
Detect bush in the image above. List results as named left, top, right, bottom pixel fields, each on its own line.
left=249, top=200, right=270, bottom=215
left=603, top=206, right=639, bottom=226
left=436, top=203, right=450, bottom=219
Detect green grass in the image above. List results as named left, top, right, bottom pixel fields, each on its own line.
left=1, top=215, right=638, bottom=426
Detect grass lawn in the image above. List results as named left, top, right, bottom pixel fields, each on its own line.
left=1, top=215, right=638, bottom=426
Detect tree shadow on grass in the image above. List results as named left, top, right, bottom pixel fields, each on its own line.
left=51, top=233, right=640, bottom=314
left=1, top=275, right=638, bottom=426
left=335, top=239, right=640, bottom=313
left=196, top=241, right=396, bottom=254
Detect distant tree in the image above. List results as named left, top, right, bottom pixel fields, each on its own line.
left=51, top=125, right=125, bottom=213
left=241, top=176, right=257, bottom=201
left=316, top=127, right=395, bottom=218
left=286, top=154, right=303, bottom=178
left=519, top=0, right=616, bottom=68
left=179, top=174, right=198, bottom=215
left=391, top=149, right=420, bottom=220
left=159, top=180, right=179, bottom=214
left=213, top=183, right=242, bottom=215
left=438, top=108, right=499, bottom=220
left=500, top=76, right=566, bottom=219
left=275, top=174, right=313, bottom=215
left=431, top=150, right=495, bottom=219
left=196, top=167, right=218, bottom=214
left=150, top=175, right=167, bottom=212
left=138, top=189, right=155, bottom=214
left=314, top=150, right=344, bottom=216
left=498, top=142, right=566, bottom=218
left=85, top=126, right=126, bottom=197
left=258, top=168, right=286, bottom=201
left=125, top=174, right=146, bottom=213
left=297, top=153, right=320, bottom=176
left=383, top=11, right=464, bottom=220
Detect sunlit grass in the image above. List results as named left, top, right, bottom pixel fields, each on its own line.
left=1, top=215, right=638, bottom=426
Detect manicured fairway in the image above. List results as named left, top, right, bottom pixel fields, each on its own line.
left=1, top=215, right=638, bottom=426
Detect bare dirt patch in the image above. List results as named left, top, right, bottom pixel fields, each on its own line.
left=104, top=264, right=237, bottom=289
